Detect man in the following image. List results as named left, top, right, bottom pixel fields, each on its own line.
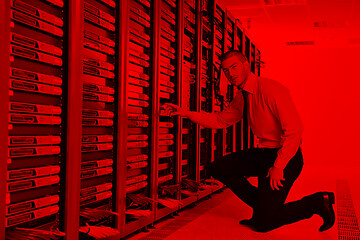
left=161, top=50, right=335, bottom=232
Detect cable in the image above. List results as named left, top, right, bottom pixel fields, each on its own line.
left=181, top=178, right=202, bottom=192
left=127, top=193, right=154, bottom=206
left=159, top=184, right=181, bottom=195
left=79, top=223, right=120, bottom=239
left=125, top=209, right=152, bottom=219
left=158, top=198, right=183, bottom=209
left=80, top=208, right=118, bottom=223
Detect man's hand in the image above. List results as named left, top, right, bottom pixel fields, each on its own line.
left=266, top=166, right=285, bottom=191
left=161, top=103, right=188, bottom=117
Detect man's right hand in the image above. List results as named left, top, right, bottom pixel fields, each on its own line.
left=161, top=103, right=188, bottom=117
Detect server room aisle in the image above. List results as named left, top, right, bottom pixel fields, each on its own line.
left=125, top=165, right=360, bottom=240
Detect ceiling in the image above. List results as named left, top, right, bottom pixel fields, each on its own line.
left=220, top=0, right=360, bottom=48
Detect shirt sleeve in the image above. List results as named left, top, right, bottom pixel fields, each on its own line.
left=270, top=87, right=304, bottom=170
left=186, top=91, right=244, bottom=129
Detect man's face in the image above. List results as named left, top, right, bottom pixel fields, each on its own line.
left=221, top=55, right=249, bottom=88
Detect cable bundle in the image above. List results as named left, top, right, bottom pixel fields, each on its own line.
left=125, top=209, right=152, bottom=219
left=199, top=181, right=212, bottom=189
left=181, top=179, right=202, bottom=192
left=158, top=198, right=183, bottom=209
left=127, top=193, right=155, bottom=208
left=126, top=194, right=154, bottom=219
left=79, top=223, right=119, bottom=239
left=6, top=228, right=65, bottom=240
left=159, top=184, right=181, bottom=195
left=80, top=208, right=118, bottom=223
left=181, top=189, right=198, bottom=196
left=205, top=179, right=222, bottom=186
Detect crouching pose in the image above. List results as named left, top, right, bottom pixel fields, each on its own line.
left=161, top=50, right=335, bottom=232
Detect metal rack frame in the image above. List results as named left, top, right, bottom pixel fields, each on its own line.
left=0, top=1, right=10, bottom=239
left=65, top=1, right=83, bottom=239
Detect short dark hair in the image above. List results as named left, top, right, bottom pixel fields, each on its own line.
left=220, top=49, right=248, bottom=64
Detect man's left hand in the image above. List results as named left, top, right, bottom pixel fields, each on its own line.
left=266, top=166, right=285, bottom=191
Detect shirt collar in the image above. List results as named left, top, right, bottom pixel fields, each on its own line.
left=242, top=73, right=257, bottom=95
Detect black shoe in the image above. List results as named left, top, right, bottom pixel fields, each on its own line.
left=315, top=192, right=335, bottom=232
left=239, top=218, right=255, bottom=226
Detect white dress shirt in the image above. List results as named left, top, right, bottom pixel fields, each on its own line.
left=187, top=74, right=303, bottom=170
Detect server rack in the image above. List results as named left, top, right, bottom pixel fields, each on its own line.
left=248, top=42, right=257, bottom=148
left=179, top=0, right=202, bottom=202
left=248, top=42, right=256, bottom=148
left=197, top=0, right=215, bottom=183
left=242, top=34, right=251, bottom=149
left=180, top=0, right=196, bottom=184
left=80, top=0, right=119, bottom=237
left=155, top=0, right=181, bottom=221
left=256, top=48, right=261, bottom=77
left=235, top=19, right=245, bottom=152
left=6, top=0, right=69, bottom=239
left=250, top=42, right=256, bottom=73
left=224, top=10, right=236, bottom=155
left=234, top=21, right=259, bottom=152
left=123, top=0, right=157, bottom=235
left=252, top=47, right=262, bottom=148
left=211, top=1, right=227, bottom=165
left=0, top=1, right=260, bottom=239
left=0, top=2, right=10, bottom=239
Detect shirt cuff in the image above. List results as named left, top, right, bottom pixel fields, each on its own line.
left=273, top=158, right=288, bottom=171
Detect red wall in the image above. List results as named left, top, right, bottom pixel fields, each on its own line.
left=260, top=45, right=360, bottom=168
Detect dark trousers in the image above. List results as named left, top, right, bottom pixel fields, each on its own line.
left=208, top=147, right=318, bottom=232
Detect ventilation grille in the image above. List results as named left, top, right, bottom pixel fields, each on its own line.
left=348, top=39, right=360, bottom=45
left=263, top=0, right=307, bottom=6
left=285, top=41, right=315, bottom=46
left=336, top=180, right=360, bottom=240
left=314, top=21, right=348, bottom=28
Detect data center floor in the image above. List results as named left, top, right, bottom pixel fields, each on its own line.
left=125, top=165, right=360, bottom=240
